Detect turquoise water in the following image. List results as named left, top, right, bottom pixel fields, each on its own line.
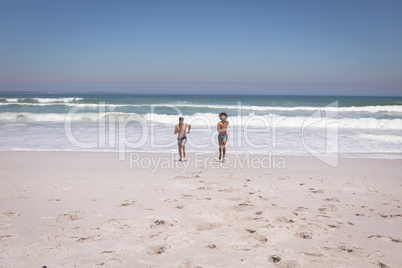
left=1, top=93, right=401, bottom=158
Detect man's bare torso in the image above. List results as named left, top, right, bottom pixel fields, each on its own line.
left=175, top=123, right=189, bottom=138
left=217, top=121, right=229, bottom=135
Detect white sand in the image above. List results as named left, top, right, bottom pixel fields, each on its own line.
left=0, top=151, right=401, bottom=267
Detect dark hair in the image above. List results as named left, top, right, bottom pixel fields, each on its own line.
left=219, top=112, right=228, bottom=119
left=179, top=117, right=184, bottom=121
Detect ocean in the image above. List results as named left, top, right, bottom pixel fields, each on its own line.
left=1, top=93, right=401, bottom=159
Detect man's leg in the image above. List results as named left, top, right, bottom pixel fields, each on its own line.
left=219, top=142, right=223, bottom=160
left=182, top=143, right=186, bottom=159
left=222, top=139, right=226, bottom=161
left=178, top=145, right=182, bottom=161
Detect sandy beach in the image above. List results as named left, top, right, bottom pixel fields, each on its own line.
left=0, top=151, right=401, bottom=267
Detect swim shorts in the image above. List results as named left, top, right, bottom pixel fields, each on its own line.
left=218, top=134, right=228, bottom=143
left=177, top=136, right=187, bottom=147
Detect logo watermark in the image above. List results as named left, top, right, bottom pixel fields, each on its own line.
left=129, top=152, right=286, bottom=173
left=64, top=101, right=339, bottom=168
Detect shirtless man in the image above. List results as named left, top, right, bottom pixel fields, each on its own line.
left=217, top=112, right=229, bottom=162
left=174, top=117, right=191, bottom=161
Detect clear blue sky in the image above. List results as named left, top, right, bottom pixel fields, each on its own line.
left=1, top=0, right=401, bottom=95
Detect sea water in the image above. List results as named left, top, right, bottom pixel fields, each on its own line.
left=0, top=93, right=401, bottom=158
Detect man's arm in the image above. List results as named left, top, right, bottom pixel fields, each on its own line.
left=217, top=122, right=221, bottom=132
left=187, top=124, right=191, bottom=134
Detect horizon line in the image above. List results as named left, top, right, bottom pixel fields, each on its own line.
left=1, top=90, right=402, bottom=98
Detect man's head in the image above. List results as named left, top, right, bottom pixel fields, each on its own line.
left=219, top=112, right=227, bottom=120
left=179, top=117, right=184, bottom=123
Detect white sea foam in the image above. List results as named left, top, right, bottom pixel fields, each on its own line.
left=1, top=97, right=84, bottom=104
left=177, top=103, right=402, bottom=113
left=33, top=97, right=84, bottom=103
left=1, top=111, right=401, bottom=129
left=1, top=98, right=401, bottom=113
left=360, top=134, right=402, bottom=143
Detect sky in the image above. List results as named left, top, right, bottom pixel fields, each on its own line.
left=0, top=0, right=402, bottom=96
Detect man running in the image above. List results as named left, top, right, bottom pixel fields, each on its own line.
left=174, top=117, right=191, bottom=161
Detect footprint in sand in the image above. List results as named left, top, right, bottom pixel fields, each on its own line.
left=255, top=235, right=268, bottom=243
left=118, top=200, right=136, bottom=207
left=174, top=176, right=190, bottom=179
left=164, top=198, right=178, bottom=203
left=77, top=235, right=99, bottom=242
left=98, top=258, right=121, bottom=266
left=303, top=252, right=323, bottom=257
left=48, top=198, right=61, bottom=202
left=309, top=188, right=324, bottom=194
left=0, top=224, right=13, bottom=230
left=206, top=243, right=217, bottom=249
left=327, top=224, right=340, bottom=229
left=234, top=202, right=254, bottom=211
left=99, top=218, right=131, bottom=230
left=295, top=206, right=308, bottom=212
left=153, top=219, right=166, bottom=225
left=1, top=211, right=20, bottom=217
left=274, top=216, right=294, bottom=224
left=219, top=187, right=235, bottom=193
left=368, top=234, right=402, bottom=243
left=101, top=250, right=114, bottom=254
left=269, top=255, right=281, bottom=263
left=56, top=212, right=83, bottom=222
left=148, top=244, right=170, bottom=255
left=378, top=261, right=391, bottom=268
left=0, top=234, right=15, bottom=240
left=150, top=219, right=177, bottom=229
left=319, top=204, right=338, bottom=213
left=196, top=222, right=221, bottom=231
left=338, top=245, right=356, bottom=253
left=324, top=197, right=340, bottom=202
left=378, top=213, right=402, bottom=218
left=297, top=232, right=313, bottom=239
left=180, top=194, right=193, bottom=200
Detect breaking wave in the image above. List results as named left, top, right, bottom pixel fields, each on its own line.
left=1, top=111, right=401, bottom=129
